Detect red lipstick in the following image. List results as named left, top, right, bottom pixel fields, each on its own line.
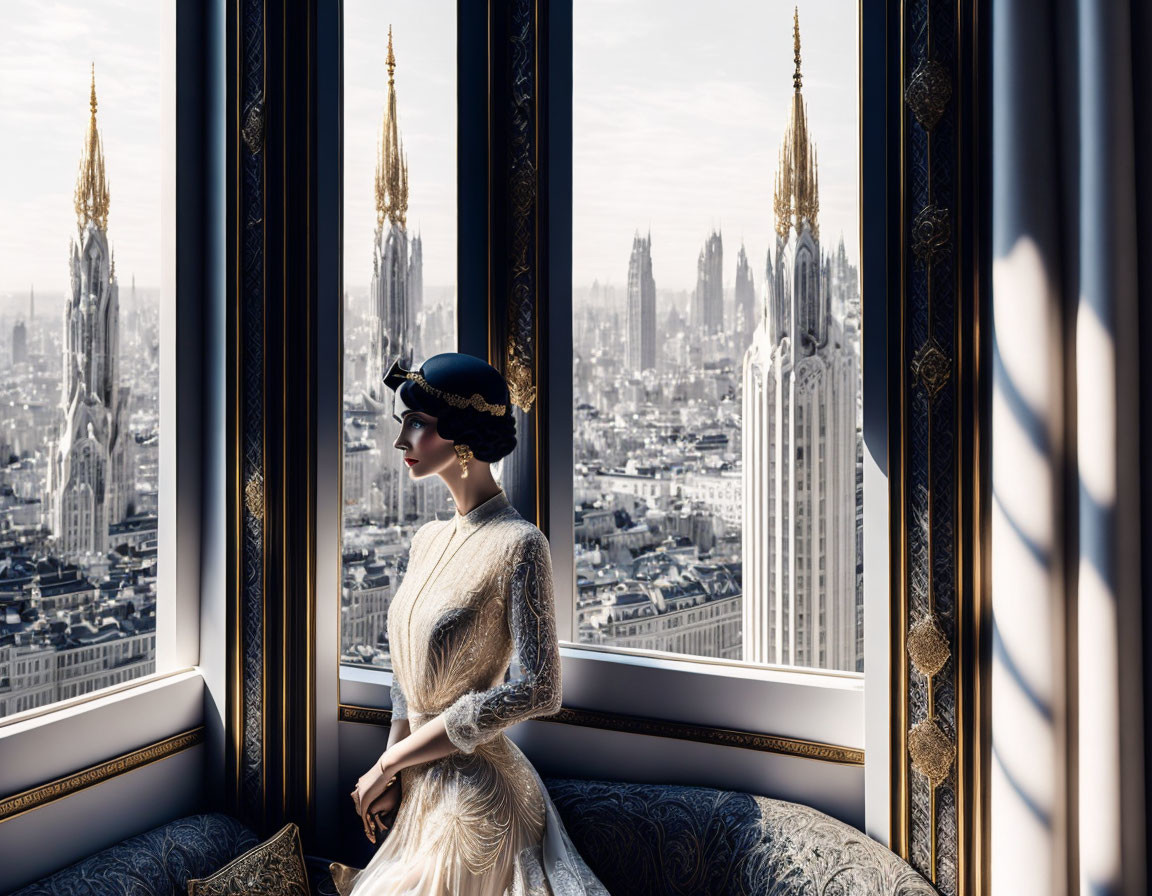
left=404, top=457, right=418, bottom=467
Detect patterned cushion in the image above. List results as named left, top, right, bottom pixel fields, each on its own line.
left=10, top=813, right=260, bottom=896
left=186, top=823, right=310, bottom=895
left=542, top=778, right=936, bottom=896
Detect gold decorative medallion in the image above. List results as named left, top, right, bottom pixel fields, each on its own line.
left=244, top=472, right=264, bottom=520
left=505, top=353, right=537, bottom=414
left=908, top=614, right=951, bottom=678
left=909, top=718, right=955, bottom=787
left=905, top=57, right=952, bottom=130
left=912, top=340, right=951, bottom=400
left=911, top=204, right=951, bottom=264
left=241, top=101, right=265, bottom=156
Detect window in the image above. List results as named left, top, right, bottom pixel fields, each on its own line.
left=340, top=3, right=456, bottom=672
left=571, top=1, right=862, bottom=673
left=0, top=2, right=166, bottom=720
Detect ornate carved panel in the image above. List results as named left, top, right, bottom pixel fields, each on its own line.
left=487, top=0, right=547, bottom=528
left=236, top=0, right=267, bottom=830
left=894, top=1, right=986, bottom=894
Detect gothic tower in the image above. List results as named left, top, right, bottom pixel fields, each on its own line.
left=366, top=26, right=416, bottom=405
left=48, top=66, right=134, bottom=556
left=361, top=28, right=428, bottom=527
left=742, top=12, right=860, bottom=671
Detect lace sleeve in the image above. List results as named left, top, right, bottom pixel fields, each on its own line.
left=389, top=675, right=408, bottom=721
left=441, top=530, right=563, bottom=754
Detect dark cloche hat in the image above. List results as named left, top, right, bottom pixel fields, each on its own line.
left=384, top=353, right=517, bottom=462
left=384, top=353, right=511, bottom=417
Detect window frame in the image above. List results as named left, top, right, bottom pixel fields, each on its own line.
left=540, top=0, right=873, bottom=748
left=0, top=0, right=203, bottom=741
left=334, top=0, right=879, bottom=763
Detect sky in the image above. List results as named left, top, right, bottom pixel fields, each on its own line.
left=573, top=0, right=860, bottom=291
left=1, top=0, right=859, bottom=300
left=0, top=0, right=164, bottom=299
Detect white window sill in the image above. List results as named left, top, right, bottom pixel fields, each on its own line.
left=0, top=668, right=203, bottom=798
left=340, top=644, right=863, bottom=749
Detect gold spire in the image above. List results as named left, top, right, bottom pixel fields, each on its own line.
left=387, top=25, right=396, bottom=81
left=375, top=26, right=409, bottom=228
left=75, top=63, right=110, bottom=232
left=793, top=7, right=802, bottom=91
left=773, top=9, right=819, bottom=240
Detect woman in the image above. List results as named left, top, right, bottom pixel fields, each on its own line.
left=346, top=353, right=611, bottom=896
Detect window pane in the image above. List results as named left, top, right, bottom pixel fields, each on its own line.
left=0, top=4, right=164, bottom=718
left=341, top=5, right=456, bottom=671
left=573, top=2, right=862, bottom=672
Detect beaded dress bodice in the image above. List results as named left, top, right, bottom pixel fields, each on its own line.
left=346, top=491, right=610, bottom=896
left=387, top=491, right=560, bottom=749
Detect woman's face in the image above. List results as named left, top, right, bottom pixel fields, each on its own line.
left=393, top=411, right=457, bottom=479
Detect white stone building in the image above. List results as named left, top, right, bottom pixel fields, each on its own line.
left=741, top=16, right=861, bottom=672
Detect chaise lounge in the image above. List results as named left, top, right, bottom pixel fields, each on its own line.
left=12, top=778, right=933, bottom=896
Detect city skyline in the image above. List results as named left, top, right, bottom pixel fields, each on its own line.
left=574, top=0, right=859, bottom=291
left=568, top=5, right=863, bottom=673
left=0, top=48, right=160, bottom=718
left=3, top=1, right=858, bottom=298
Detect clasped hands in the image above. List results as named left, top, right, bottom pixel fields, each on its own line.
left=350, top=754, right=401, bottom=844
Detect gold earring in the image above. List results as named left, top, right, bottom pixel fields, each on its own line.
left=454, top=444, right=474, bottom=478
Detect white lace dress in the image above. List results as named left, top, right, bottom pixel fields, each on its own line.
left=345, top=491, right=611, bottom=896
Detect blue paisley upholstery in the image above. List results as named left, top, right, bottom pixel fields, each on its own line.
left=13, top=782, right=934, bottom=896
left=10, top=813, right=260, bottom=896
left=541, top=778, right=936, bottom=896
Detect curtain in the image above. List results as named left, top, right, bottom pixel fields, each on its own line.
left=991, top=1, right=1150, bottom=894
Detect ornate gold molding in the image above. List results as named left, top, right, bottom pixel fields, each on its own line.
left=547, top=706, right=864, bottom=766
left=0, top=727, right=204, bottom=824
left=338, top=705, right=393, bottom=726
left=338, top=703, right=863, bottom=767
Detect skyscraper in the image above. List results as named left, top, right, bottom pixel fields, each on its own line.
left=365, top=27, right=421, bottom=405
left=408, top=231, right=424, bottom=363
left=48, top=67, right=134, bottom=556
left=734, top=243, right=756, bottom=346
left=742, top=13, right=860, bottom=671
left=626, top=231, right=656, bottom=372
left=12, top=321, right=27, bottom=366
left=692, top=229, right=723, bottom=334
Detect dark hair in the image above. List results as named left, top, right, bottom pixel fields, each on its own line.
left=398, top=380, right=517, bottom=463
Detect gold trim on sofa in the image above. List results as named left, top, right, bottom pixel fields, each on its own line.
left=0, top=726, right=205, bottom=824
left=338, top=703, right=863, bottom=767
